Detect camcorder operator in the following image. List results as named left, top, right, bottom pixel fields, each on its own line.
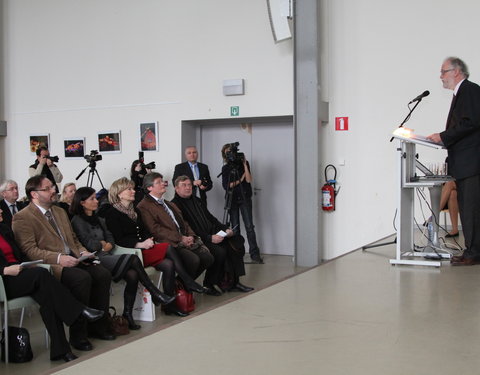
left=131, top=151, right=156, bottom=204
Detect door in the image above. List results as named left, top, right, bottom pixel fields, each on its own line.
left=200, top=119, right=294, bottom=255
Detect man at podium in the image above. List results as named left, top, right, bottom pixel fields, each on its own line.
left=427, top=57, right=480, bottom=266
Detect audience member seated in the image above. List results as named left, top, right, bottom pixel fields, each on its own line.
left=104, top=177, right=206, bottom=317
left=440, top=180, right=460, bottom=237
left=172, top=176, right=253, bottom=294
left=28, top=146, right=63, bottom=193
left=137, top=172, right=214, bottom=289
left=0, top=180, right=27, bottom=228
left=70, top=187, right=175, bottom=330
left=57, top=182, right=76, bottom=220
left=12, top=175, right=113, bottom=352
left=0, top=208, right=104, bottom=362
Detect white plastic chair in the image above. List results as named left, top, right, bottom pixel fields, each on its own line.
left=0, top=265, right=50, bottom=363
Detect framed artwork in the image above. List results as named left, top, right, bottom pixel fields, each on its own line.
left=29, top=134, right=50, bottom=154
left=140, top=122, right=158, bottom=151
left=98, top=131, right=121, bottom=152
left=64, top=138, right=85, bottom=158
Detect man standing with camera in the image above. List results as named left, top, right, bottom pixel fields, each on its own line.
left=221, top=143, right=263, bottom=264
left=29, top=146, right=63, bottom=193
left=173, top=146, right=213, bottom=207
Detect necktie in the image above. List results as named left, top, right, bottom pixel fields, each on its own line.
left=446, top=93, right=457, bottom=129
left=10, top=204, right=17, bottom=215
left=45, top=211, right=71, bottom=254
left=159, top=200, right=180, bottom=230
left=191, top=164, right=200, bottom=197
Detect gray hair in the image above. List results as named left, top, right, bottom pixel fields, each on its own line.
left=0, top=180, right=18, bottom=194
left=445, top=57, right=470, bottom=79
left=142, top=172, right=164, bottom=194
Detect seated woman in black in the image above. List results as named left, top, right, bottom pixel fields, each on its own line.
left=104, top=177, right=206, bottom=317
left=0, top=209, right=103, bottom=362
left=70, top=187, right=175, bottom=330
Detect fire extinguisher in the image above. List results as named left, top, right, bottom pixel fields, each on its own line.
left=322, top=164, right=337, bottom=211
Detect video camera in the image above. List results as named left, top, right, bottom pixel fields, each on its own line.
left=225, top=142, right=245, bottom=165
left=138, top=151, right=156, bottom=170
left=84, top=150, right=102, bottom=163
left=46, top=155, right=59, bottom=163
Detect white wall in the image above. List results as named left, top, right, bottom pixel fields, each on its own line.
left=2, top=0, right=479, bottom=261
left=2, top=0, right=293, bottom=199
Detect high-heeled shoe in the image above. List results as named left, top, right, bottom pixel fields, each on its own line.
left=123, top=312, right=141, bottom=330
left=150, top=290, right=176, bottom=306
left=185, top=282, right=206, bottom=294
left=162, top=304, right=189, bottom=317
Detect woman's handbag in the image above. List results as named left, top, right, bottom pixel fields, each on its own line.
left=175, top=281, right=195, bottom=313
left=1, top=326, right=33, bottom=363
left=107, top=306, right=130, bottom=336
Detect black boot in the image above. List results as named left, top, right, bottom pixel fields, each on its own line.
left=123, top=292, right=141, bottom=330
left=131, top=256, right=176, bottom=306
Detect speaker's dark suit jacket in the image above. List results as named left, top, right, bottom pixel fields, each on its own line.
left=440, top=79, right=480, bottom=180
left=0, top=199, right=27, bottom=229
left=172, top=161, right=213, bottom=206
left=0, top=223, right=83, bottom=359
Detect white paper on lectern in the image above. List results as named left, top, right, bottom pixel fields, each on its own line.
left=392, top=128, right=445, bottom=149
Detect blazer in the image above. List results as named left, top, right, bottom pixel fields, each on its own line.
left=0, top=199, right=27, bottom=228
left=172, top=161, right=213, bottom=205
left=103, top=206, right=151, bottom=248
left=12, top=203, right=87, bottom=279
left=137, top=194, right=196, bottom=246
left=0, top=223, right=28, bottom=276
left=440, top=79, right=480, bottom=180
left=71, top=215, right=115, bottom=253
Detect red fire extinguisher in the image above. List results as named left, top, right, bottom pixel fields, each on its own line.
left=322, top=164, right=337, bottom=211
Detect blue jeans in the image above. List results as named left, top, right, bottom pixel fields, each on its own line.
left=229, top=197, right=260, bottom=257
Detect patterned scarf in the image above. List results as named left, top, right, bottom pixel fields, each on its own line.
left=113, top=202, right=137, bottom=221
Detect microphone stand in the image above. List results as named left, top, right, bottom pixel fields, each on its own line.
left=389, top=98, right=423, bottom=142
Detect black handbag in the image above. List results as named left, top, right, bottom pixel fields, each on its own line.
left=1, top=326, right=33, bottom=363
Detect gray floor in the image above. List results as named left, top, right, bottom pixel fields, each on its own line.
left=5, top=233, right=480, bottom=375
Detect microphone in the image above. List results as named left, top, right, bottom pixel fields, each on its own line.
left=408, top=90, right=430, bottom=104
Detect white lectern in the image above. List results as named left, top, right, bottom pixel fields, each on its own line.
left=391, top=128, right=453, bottom=267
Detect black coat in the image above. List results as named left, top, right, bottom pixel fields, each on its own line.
left=172, top=161, right=213, bottom=206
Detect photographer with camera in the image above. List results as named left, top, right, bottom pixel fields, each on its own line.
left=173, top=146, right=213, bottom=207
left=131, top=152, right=156, bottom=205
left=29, top=146, right=63, bottom=193
left=221, top=143, right=263, bottom=264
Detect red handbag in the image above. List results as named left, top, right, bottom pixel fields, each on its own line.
left=175, top=281, right=195, bottom=313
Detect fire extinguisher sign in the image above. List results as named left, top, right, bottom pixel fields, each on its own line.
left=335, top=117, right=349, bottom=131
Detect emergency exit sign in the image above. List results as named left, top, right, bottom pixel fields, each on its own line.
left=230, top=106, right=240, bottom=116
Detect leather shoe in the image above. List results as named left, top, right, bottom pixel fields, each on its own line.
left=162, top=305, right=189, bottom=317
left=204, top=286, right=222, bottom=296
left=451, top=257, right=479, bottom=266
left=88, top=331, right=116, bottom=341
left=70, top=338, right=93, bottom=351
left=445, top=232, right=459, bottom=238
left=250, top=255, right=264, bottom=264
left=52, top=351, right=78, bottom=362
left=150, top=291, right=176, bottom=306
left=230, top=282, right=254, bottom=293
left=81, top=306, right=104, bottom=322
left=186, top=283, right=205, bottom=294
left=451, top=255, right=464, bottom=262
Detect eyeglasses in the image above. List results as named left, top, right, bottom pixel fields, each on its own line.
left=35, top=186, right=56, bottom=192
left=440, top=69, right=454, bottom=75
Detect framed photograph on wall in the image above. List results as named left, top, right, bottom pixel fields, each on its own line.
left=140, top=122, right=158, bottom=151
left=64, top=138, right=85, bottom=158
left=29, top=134, right=50, bottom=154
left=98, top=131, right=121, bottom=152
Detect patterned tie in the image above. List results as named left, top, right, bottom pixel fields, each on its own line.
left=159, top=199, right=180, bottom=230
left=191, top=164, right=200, bottom=198
left=45, top=211, right=71, bottom=254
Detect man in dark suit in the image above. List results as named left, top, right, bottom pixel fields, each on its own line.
left=427, top=57, right=480, bottom=265
left=172, top=146, right=213, bottom=206
left=12, top=175, right=114, bottom=351
left=0, top=180, right=27, bottom=228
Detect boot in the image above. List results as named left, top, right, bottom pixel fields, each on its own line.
left=123, top=294, right=141, bottom=330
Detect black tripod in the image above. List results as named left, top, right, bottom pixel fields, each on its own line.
left=75, top=161, right=105, bottom=189
left=220, top=162, right=245, bottom=226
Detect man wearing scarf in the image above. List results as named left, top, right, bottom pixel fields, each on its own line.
left=171, top=175, right=253, bottom=293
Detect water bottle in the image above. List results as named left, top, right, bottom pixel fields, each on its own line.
left=427, top=221, right=434, bottom=243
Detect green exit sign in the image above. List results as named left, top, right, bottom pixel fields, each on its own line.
left=230, top=106, right=239, bottom=116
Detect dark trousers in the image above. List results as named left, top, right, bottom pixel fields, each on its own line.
left=175, top=245, right=214, bottom=280
left=61, top=264, right=111, bottom=342
left=230, top=197, right=260, bottom=256
left=204, top=236, right=246, bottom=285
left=456, top=174, right=480, bottom=259
left=4, top=267, right=83, bottom=359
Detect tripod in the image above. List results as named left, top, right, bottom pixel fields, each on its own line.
left=75, top=161, right=105, bottom=189
left=221, top=162, right=245, bottom=226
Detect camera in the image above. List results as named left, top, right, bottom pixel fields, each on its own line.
left=225, top=142, right=245, bottom=164
left=46, top=155, right=59, bottom=163
left=84, top=150, right=102, bottom=163
left=138, top=151, right=156, bottom=170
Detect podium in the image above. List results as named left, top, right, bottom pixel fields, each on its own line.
left=391, top=128, right=453, bottom=267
